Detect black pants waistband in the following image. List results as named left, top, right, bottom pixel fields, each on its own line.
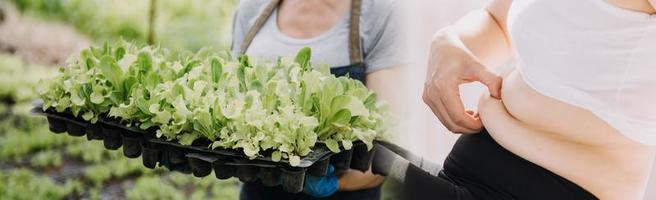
left=402, top=130, right=598, bottom=200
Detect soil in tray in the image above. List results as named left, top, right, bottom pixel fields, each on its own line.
left=281, top=167, right=305, bottom=193
left=350, top=144, right=375, bottom=172
left=46, top=116, right=67, bottom=134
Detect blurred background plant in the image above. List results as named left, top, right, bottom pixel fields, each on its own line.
left=9, top=0, right=236, bottom=51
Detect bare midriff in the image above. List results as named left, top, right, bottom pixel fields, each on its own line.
left=478, top=69, right=656, bottom=200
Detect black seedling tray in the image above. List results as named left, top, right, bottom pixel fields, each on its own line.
left=31, top=104, right=376, bottom=193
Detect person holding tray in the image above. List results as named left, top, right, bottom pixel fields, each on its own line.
left=372, top=0, right=656, bottom=199
left=230, top=0, right=407, bottom=199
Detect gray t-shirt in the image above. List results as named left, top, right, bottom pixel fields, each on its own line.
left=230, top=0, right=407, bottom=73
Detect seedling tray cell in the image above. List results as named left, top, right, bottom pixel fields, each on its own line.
left=122, top=135, right=142, bottom=158
left=46, top=116, right=67, bottom=134
left=331, top=148, right=353, bottom=171
left=86, top=123, right=103, bottom=140
left=259, top=166, right=281, bottom=187
left=213, top=159, right=237, bottom=180
left=187, top=153, right=216, bottom=178
left=350, top=143, right=375, bottom=172
left=281, top=167, right=306, bottom=193
left=66, top=122, right=87, bottom=136
left=142, top=147, right=160, bottom=169
left=101, top=124, right=123, bottom=150
left=307, top=156, right=331, bottom=177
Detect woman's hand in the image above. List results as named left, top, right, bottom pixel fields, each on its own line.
left=422, top=27, right=503, bottom=134
left=337, top=169, right=385, bottom=191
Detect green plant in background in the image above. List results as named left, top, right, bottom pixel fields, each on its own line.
left=9, top=0, right=237, bottom=51
left=0, top=116, right=80, bottom=160
left=126, top=173, right=239, bottom=200
left=0, top=54, right=57, bottom=103
left=29, top=150, right=63, bottom=168
left=66, top=140, right=123, bottom=164
left=39, top=42, right=389, bottom=166
left=0, top=169, right=82, bottom=200
left=83, top=156, right=151, bottom=187
left=126, top=176, right=185, bottom=200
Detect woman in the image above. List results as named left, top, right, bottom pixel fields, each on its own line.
left=419, top=0, right=656, bottom=199
left=230, top=0, right=407, bottom=199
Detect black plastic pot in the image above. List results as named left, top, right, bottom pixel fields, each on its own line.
left=236, top=165, right=259, bottom=182
left=102, top=125, right=123, bottom=150
left=330, top=149, right=353, bottom=171
left=281, top=167, right=306, bottom=193
left=86, top=123, right=103, bottom=141
left=187, top=153, right=215, bottom=178
left=65, top=122, right=87, bottom=137
left=122, top=135, right=142, bottom=158
left=259, top=167, right=281, bottom=187
left=213, top=159, right=236, bottom=180
left=166, top=147, right=187, bottom=165
left=350, top=144, right=375, bottom=172
left=46, top=116, right=67, bottom=134
left=163, top=147, right=191, bottom=174
left=307, top=156, right=330, bottom=176
left=141, top=141, right=160, bottom=169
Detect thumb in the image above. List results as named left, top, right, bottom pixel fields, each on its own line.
left=475, top=68, right=502, bottom=99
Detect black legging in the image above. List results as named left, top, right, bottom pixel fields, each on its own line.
left=402, top=130, right=599, bottom=200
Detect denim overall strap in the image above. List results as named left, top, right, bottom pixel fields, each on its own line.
left=239, top=0, right=281, bottom=55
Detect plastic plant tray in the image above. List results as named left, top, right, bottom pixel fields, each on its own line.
left=31, top=104, right=376, bottom=193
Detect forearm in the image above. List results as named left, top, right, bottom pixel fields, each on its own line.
left=338, top=169, right=385, bottom=191
left=366, top=66, right=405, bottom=116
left=439, top=7, right=512, bottom=69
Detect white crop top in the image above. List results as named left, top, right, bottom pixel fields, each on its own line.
left=507, top=0, right=656, bottom=145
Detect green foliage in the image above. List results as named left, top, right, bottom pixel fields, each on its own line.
left=0, top=54, right=56, bottom=103
left=0, top=116, right=81, bottom=160
left=29, top=149, right=63, bottom=168
left=0, top=169, right=82, bottom=200
left=66, top=140, right=123, bottom=163
left=126, top=173, right=239, bottom=200
left=39, top=42, right=389, bottom=166
left=83, top=154, right=151, bottom=186
left=126, top=176, right=184, bottom=200
left=9, top=0, right=237, bottom=51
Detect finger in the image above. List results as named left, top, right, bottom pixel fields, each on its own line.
left=426, top=81, right=479, bottom=133
left=424, top=80, right=477, bottom=133
left=439, top=98, right=481, bottom=134
left=423, top=86, right=454, bottom=129
left=438, top=81, right=483, bottom=133
left=475, top=67, right=503, bottom=99
left=465, top=109, right=480, bottom=119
